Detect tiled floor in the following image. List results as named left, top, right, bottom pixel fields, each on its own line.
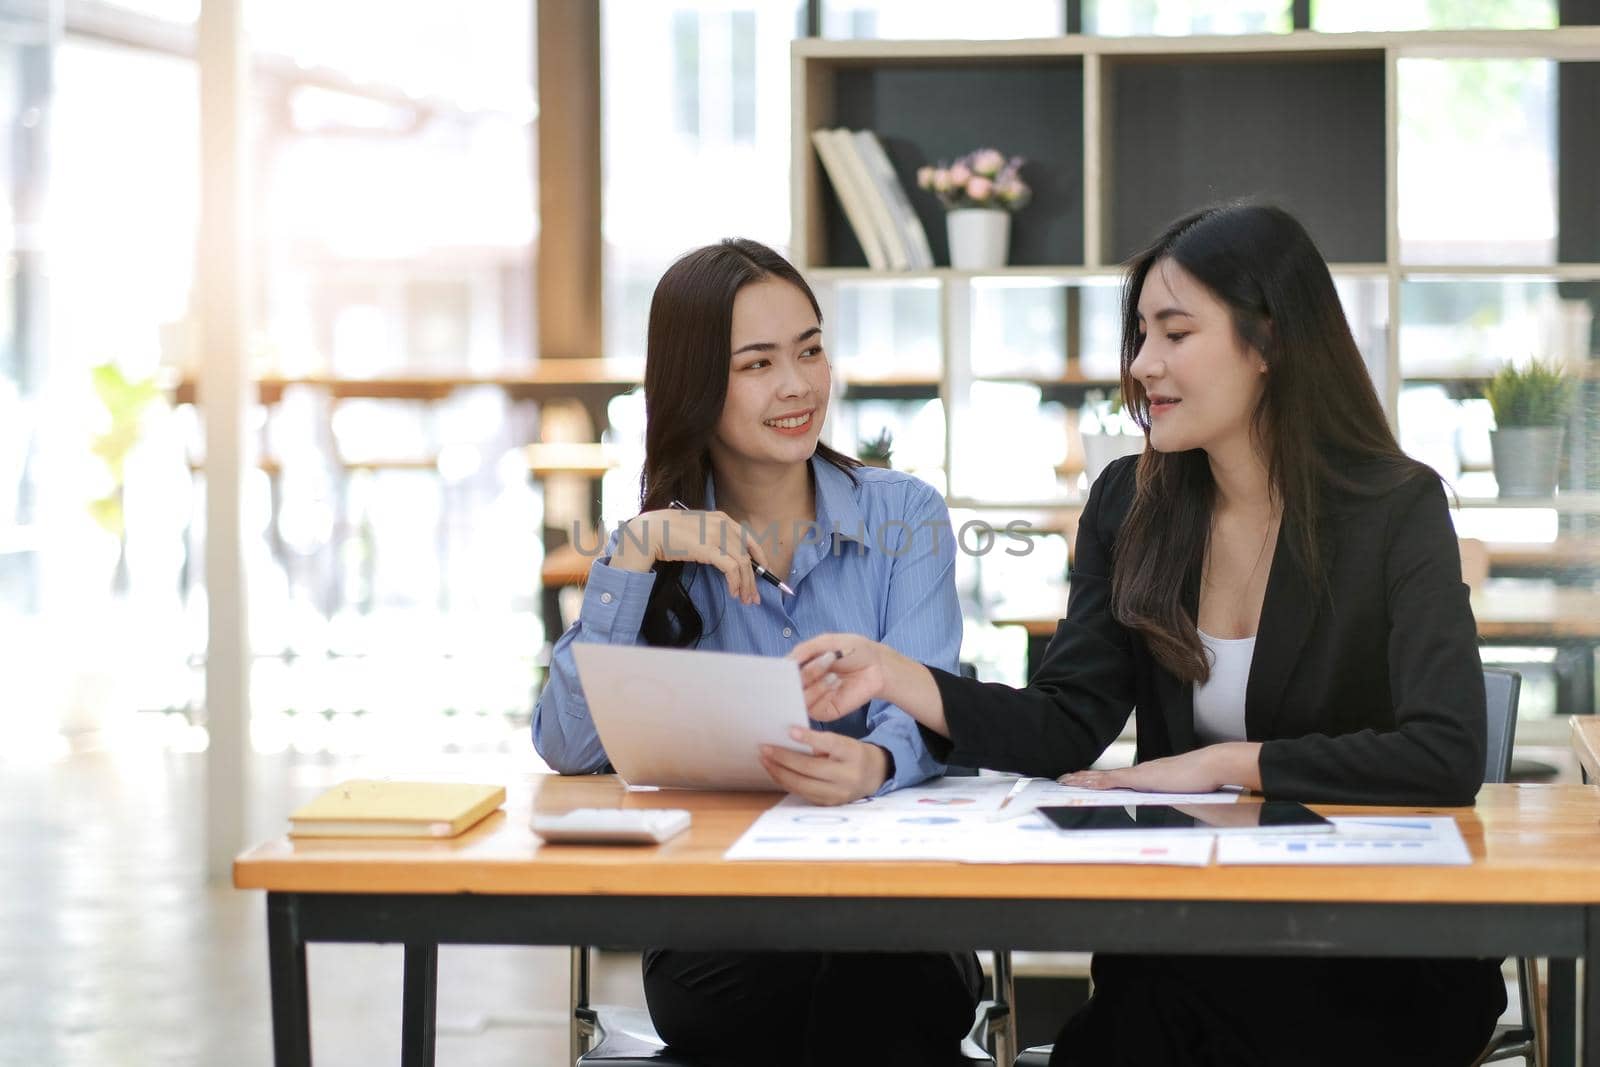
left=4, top=736, right=1567, bottom=1066
left=0, top=747, right=648, bottom=1067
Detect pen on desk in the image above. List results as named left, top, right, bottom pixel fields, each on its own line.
left=668, top=499, right=797, bottom=596
left=987, top=777, right=1037, bottom=822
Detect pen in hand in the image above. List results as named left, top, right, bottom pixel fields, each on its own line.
left=668, top=500, right=797, bottom=597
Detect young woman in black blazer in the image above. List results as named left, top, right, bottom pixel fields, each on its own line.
left=788, top=204, right=1506, bottom=1066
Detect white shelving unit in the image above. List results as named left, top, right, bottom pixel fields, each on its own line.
left=792, top=29, right=1600, bottom=514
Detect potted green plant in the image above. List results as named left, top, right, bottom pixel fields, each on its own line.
left=858, top=428, right=894, bottom=469
left=88, top=362, right=163, bottom=591
left=1484, top=358, right=1574, bottom=498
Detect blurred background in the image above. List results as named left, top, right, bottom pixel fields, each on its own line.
left=1, top=1, right=1597, bottom=1062
left=2, top=0, right=1592, bottom=768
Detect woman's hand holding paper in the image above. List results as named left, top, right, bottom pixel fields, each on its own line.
left=760, top=728, right=889, bottom=805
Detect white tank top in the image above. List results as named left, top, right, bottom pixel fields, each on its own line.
left=1193, top=629, right=1256, bottom=745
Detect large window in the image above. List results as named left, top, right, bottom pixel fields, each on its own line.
left=1313, top=0, right=1555, bottom=31
left=601, top=0, right=802, bottom=362
left=251, top=2, right=537, bottom=376
left=820, top=1, right=1064, bottom=38
left=1086, top=1, right=1290, bottom=35
left=1398, top=59, right=1556, bottom=265
left=3, top=1, right=542, bottom=753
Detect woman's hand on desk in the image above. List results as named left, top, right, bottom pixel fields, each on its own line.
left=791, top=634, right=950, bottom=738
left=1058, top=742, right=1263, bottom=794
left=612, top=509, right=772, bottom=606
left=760, top=728, right=889, bottom=805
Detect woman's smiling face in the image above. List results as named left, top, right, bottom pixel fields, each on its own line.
left=710, top=277, right=832, bottom=470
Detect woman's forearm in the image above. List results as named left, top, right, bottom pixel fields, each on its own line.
left=883, top=649, right=951, bottom=739
left=1208, top=742, right=1264, bottom=791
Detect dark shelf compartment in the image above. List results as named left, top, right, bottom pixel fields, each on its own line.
left=1106, top=53, right=1386, bottom=263
left=842, top=380, right=942, bottom=401
left=824, top=59, right=1085, bottom=269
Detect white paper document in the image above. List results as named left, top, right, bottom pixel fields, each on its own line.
left=990, top=778, right=1242, bottom=820
left=1215, top=816, right=1470, bottom=866
left=964, top=815, right=1215, bottom=866
left=726, top=784, right=1214, bottom=866
left=776, top=775, right=1024, bottom=815
left=571, top=644, right=810, bottom=790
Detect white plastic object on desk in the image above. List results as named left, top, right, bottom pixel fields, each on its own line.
left=530, top=808, right=691, bottom=845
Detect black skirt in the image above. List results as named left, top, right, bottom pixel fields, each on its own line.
left=643, top=947, right=983, bottom=1067
left=1050, top=952, right=1507, bottom=1067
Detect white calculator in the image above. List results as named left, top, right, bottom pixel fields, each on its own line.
left=530, top=808, right=692, bottom=845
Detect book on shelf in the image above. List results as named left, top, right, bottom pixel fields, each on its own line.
left=833, top=128, right=908, bottom=270
left=850, top=129, right=935, bottom=271
left=289, top=779, right=506, bottom=838
left=810, top=127, right=890, bottom=270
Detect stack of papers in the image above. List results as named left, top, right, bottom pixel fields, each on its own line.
left=723, top=779, right=1471, bottom=867
left=724, top=777, right=1221, bottom=865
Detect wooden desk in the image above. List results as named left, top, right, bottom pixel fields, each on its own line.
left=540, top=543, right=595, bottom=589
left=1475, top=583, right=1600, bottom=717
left=170, top=362, right=643, bottom=403
left=1486, top=540, right=1600, bottom=581
left=235, top=777, right=1600, bottom=1066
left=523, top=441, right=622, bottom=479
left=992, top=584, right=1600, bottom=643
left=168, top=361, right=643, bottom=436
left=524, top=442, right=622, bottom=638
left=1574, top=718, right=1600, bottom=785
left=1473, top=583, right=1600, bottom=642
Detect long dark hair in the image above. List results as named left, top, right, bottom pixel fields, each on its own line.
left=638, top=237, right=860, bottom=647
left=1111, top=204, right=1426, bottom=682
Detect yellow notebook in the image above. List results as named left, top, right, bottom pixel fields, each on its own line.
left=289, top=780, right=506, bottom=838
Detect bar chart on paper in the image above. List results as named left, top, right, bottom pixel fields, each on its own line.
left=1215, top=817, right=1471, bottom=866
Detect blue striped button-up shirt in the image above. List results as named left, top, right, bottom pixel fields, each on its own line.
left=532, top=456, right=961, bottom=794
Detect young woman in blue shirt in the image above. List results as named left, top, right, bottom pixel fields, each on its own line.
left=533, top=238, right=981, bottom=1067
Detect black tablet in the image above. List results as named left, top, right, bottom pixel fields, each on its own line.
left=1038, top=802, right=1333, bottom=834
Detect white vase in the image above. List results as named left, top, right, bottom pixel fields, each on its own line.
left=946, top=208, right=1010, bottom=270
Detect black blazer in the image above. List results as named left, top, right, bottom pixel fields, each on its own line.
left=927, top=455, right=1486, bottom=806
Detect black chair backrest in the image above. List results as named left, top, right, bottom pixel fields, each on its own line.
left=1482, top=668, right=1521, bottom=786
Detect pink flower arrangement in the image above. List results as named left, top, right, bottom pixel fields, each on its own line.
left=916, top=147, right=1031, bottom=212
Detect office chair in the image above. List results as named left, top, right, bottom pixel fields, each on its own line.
left=568, top=944, right=1014, bottom=1065
left=1014, top=669, right=1529, bottom=1067
left=1475, top=669, right=1542, bottom=1066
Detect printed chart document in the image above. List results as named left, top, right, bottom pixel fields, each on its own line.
left=830, top=774, right=1022, bottom=814
left=725, top=780, right=1467, bottom=868
left=990, top=778, right=1242, bottom=821
left=571, top=645, right=810, bottom=790
left=724, top=779, right=1213, bottom=865
left=1215, top=816, right=1471, bottom=866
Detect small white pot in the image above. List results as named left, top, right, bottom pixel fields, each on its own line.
left=946, top=208, right=1011, bottom=270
